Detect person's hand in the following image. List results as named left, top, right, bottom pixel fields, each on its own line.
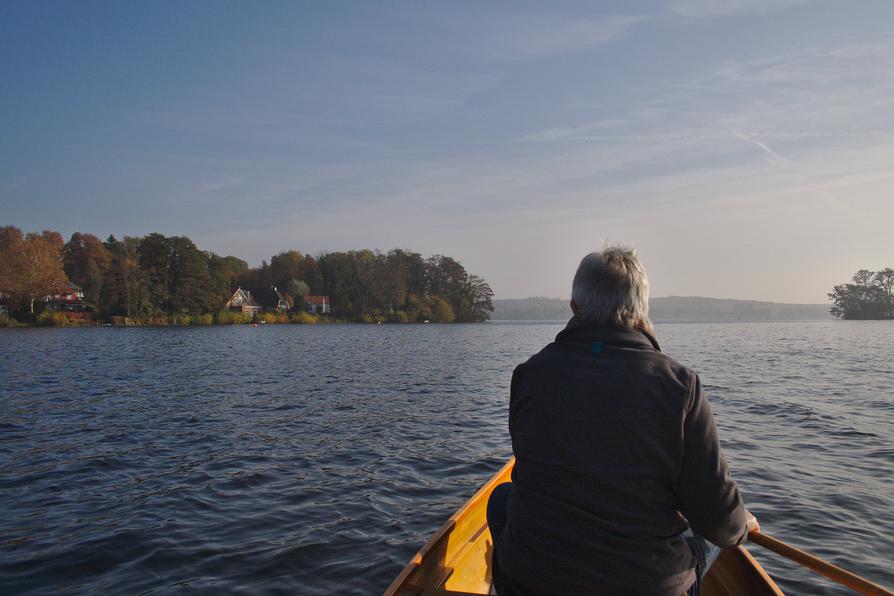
left=745, top=510, right=760, bottom=534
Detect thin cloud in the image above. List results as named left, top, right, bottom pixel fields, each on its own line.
left=669, top=0, right=810, bottom=18
left=489, top=15, right=648, bottom=59
left=731, top=131, right=790, bottom=164
left=196, top=176, right=243, bottom=194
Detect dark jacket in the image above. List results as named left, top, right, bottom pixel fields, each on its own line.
left=495, top=319, right=747, bottom=595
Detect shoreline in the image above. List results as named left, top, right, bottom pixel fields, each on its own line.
left=0, top=315, right=475, bottom=328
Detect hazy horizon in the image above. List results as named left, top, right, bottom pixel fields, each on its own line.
left=3, top=1, right=894, bottom=303
left=495, top=295, right=831, bottom=305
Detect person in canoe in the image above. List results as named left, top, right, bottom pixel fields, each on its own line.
left=487, top=246, right=760, bottom=596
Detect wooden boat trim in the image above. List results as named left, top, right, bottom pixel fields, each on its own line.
left=739, top=546, right=783, bottom=595
left=384, top=458, right=515, bottom=595
left=419, top=591, right=490, bottom=596
left=700, top=544, right=784, bottom=596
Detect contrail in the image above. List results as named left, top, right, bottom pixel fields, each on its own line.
left=732, top=130, right=790, bottom=164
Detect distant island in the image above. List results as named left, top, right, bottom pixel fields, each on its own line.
left=0, top=226, right=494, bottom=326
left=829, top=268, right=894, bottom=319
left=492, top=296, right=833, bottom=322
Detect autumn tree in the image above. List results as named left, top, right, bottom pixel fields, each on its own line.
left=236, top=259, right=273, bottom=290
left=425, top=295, right=455, bottom=322
left=352, top=250, right=378, bottom=316
left=318, top=251, right=357, bottom=315
left=425, top=255, right=466, bottom=299
left=208, top=253, right=248, bottom=302
left=269, top=250, right=321, bottom=303
left=422, top=254, right=494, bottom=321
left=138, top=233, right=175, bottom=312
left=463, top=274, right=495, bottom=322
left=0, top=225, right=23, bottom=250
left=0, top=226, right=24, bottom=281
left=371, top=251, right=409, bottom=312
left=0, top=226, right=25, bottom=312
left=101, top=236, right=152, bottom=318
left=287, top=279, right=310, bottom=307
left=384, top=249, right=426, bottom=299
left=64, top=233, right=111, bottom=307
left=168, top=236, right=213, bottom=314
left=0, top=228, right=69, bottom=314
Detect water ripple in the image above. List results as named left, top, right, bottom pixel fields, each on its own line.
left=0, top=321, right=892, bottom=594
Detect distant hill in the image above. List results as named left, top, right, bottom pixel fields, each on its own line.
left=492, top=296, right=833, bottom=322
left=648, top=296, right=833, bottom=321
left=492, top=297, right=573, bottom=320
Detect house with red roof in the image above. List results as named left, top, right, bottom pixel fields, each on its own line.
left=42, top=284, right=86, bottom=312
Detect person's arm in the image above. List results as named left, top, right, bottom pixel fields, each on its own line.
left=675, top=374, right=748, bottom=547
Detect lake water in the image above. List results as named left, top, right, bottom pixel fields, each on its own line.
left=1, top=321, right=892, bottom=595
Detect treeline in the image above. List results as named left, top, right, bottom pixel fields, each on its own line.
left=0, top=226, right=494, bottom=324
left=829, top=268, right=894, bottom=319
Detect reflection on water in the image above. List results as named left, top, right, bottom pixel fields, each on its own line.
left=1, top=321, right=892, bottom=594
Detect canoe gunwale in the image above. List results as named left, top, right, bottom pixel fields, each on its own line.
left=384, top=458, right=515, bottom=595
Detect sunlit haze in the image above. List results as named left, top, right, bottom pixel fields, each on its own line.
left=2, top=1, right=893, bottom=303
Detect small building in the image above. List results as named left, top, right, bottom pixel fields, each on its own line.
left=225, top=286, right=290, bottom=314
left=225, top=287, right=261, bottom=314
left=305, top=295, right=331, bottom=314
left=42, top=284, right=86, bottom=312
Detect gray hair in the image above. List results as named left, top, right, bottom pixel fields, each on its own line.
left=571, top=246, right=653, bottom=333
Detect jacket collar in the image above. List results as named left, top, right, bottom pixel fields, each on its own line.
left=555, top=317, right=662, bottom=352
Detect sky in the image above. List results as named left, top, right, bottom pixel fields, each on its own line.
left=2, top=0, right=893, bottom=303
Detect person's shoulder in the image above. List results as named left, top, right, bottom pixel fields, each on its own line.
left=652, top=349, right=695, bottom=374
left=508, top=343, right=557, bottom=383
left=648, top=350, right=700, bottom=394
left=514, top=341, right=565, bottom=370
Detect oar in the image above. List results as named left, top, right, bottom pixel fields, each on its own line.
left=748, top=531, right=893, bottom=596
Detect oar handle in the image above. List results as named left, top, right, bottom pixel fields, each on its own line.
left=748, top=531, right=893, bottom=596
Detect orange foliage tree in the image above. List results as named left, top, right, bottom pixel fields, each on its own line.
left=0, top=227, right=69, bottom=314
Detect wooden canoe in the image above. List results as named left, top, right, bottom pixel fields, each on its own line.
left=385, top=458, right=784, bottom=596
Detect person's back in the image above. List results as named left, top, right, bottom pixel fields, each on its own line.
left=489, top=247, right=755, bottom=596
